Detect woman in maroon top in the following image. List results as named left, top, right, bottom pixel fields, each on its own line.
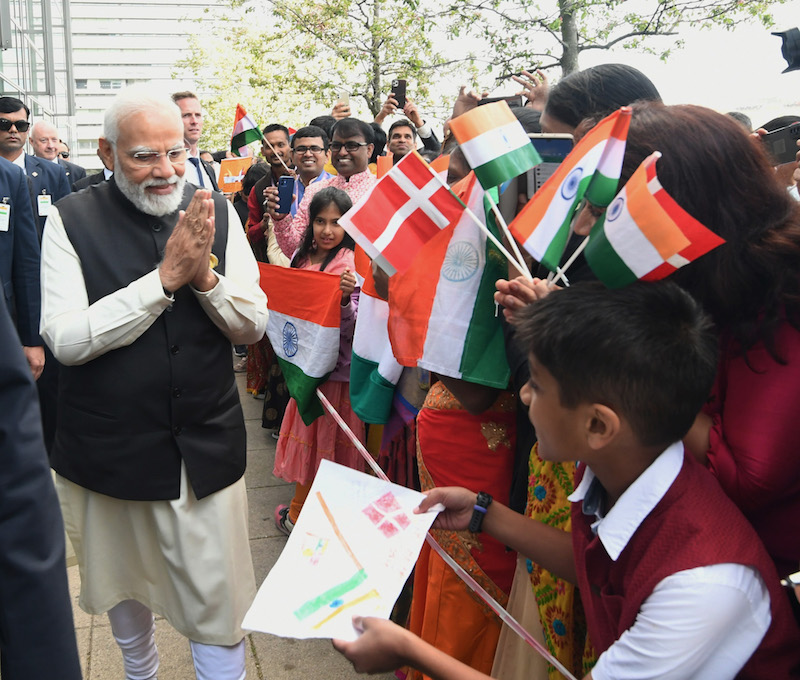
left=620, top=103, right=800, bottom=581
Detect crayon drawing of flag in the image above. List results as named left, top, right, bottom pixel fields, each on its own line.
left=231, top=104, right=263, bottom=157
left=510, top=107, right=632, bottom=271
left=339, top=151, right=465, bottom=277
left=448, top=101, right=541, bottom=189
left=388, top=172, right=509, bottom=388
left=259, top=264, right=342, bottom=424
left=584, top=151, right=725, bottom=289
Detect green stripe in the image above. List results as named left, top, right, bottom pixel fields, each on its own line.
left=584, top=171, right=620, bottom=208
left=276, top=358, right=329, bottom=425
left=538, top=173, right=594, bottom=272
left=539, top=219, right=573, bottom=272
left=473, top=144, right=541, bottom=189
left=458, top=186, right=511, bottom=388
left=584, top=217, right=638, bottom=289
left=293, top=569, right=368, bottom=620
left=349, top=352, right=396, bottom=425
left=231, top=128, right=263, bottom=155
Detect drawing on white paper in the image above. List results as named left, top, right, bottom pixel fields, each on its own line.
left=242, top=460, right=439, bottom=641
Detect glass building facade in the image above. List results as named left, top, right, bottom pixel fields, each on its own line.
left=0, top=0, right=75, bottom=137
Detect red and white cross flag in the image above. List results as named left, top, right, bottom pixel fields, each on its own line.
left=338, top=150, right=465, bottom=276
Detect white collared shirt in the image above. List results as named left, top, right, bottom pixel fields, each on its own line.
left=570, top=442, right=771, bottom=680
left=12, top=151, right=26, bottom=171
left=183, top=149, right=211, bottom=188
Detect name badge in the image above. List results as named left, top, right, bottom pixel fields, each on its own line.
left=37, top=193, right=52, bottom=217
left=0, top=203, right=9, bottom=232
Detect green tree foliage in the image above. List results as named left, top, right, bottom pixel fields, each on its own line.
left=175, top=0, right=473, bottom=150
left=438, top=0, right=785, bottom=78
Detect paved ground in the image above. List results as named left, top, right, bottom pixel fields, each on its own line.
left=65, top=372, right=397, bottom=679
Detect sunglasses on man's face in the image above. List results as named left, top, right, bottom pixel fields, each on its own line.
left=0, top=118, right=30, bottom=132
left=59, top=152, right=70, bottom=159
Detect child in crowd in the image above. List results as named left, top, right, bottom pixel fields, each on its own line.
left=334, top=281, right=800, bottom=679
left=273, top=187, right=366, bottom=534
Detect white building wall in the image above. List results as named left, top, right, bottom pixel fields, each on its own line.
left=70, top=0, right=219, bottom=169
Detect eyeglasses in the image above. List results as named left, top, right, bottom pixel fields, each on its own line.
left=59, top=152, right=70, bottom=159
left=0, top=118, right=30, bottom=132
left=293, top=145, right=326, bottom=155
left=329, top=141, right=369, bottom=152
left=128, top=148, right=189, bottom=167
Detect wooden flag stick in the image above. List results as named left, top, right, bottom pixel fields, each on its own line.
left=483, top=191, right=531, bottom=279
left=549, top=235, right=591, bottom=287
left=261, top=135, right=293, bottom=175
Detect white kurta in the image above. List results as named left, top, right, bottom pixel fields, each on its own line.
left=41, top=199, right=268, bottom=644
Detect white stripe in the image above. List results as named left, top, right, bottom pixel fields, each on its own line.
left=647, top=175, right=663, bottom=193
left=232, top=114, right=258, bottom=137
left=372, top=175, right=448, bottom=252
left=460, top=121, right=530, bottom=170
left=352, top=295, right=404, bottom=384
left=604, top=190, right=667, bottom=277
left=522, top=142, right=604, bottom=260
left=266, top=310, right=339, bottom=378
left=596, top=135, right=626, bottom=176
left=666, top=253, right=690, bottom=268
left=418, top=184, right=487, bottom=378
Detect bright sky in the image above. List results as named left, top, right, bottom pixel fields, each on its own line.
left=579, top=3, right=800, bottom=126
left=440, top=2, right=800, bottom=128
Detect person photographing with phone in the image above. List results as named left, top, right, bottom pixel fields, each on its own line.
left=374, top=80, right=441, bottom=157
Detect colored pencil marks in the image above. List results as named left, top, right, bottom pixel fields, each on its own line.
left=363, top=491, right=412, bottom=538
left=293, top=490, right=379, bottom=628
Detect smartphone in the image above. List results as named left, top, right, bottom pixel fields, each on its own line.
left=526, top=133, right=574, bottom=196
left=477, top=94, right=525, bottom=108
left=761, top=122, right=800, bottom=165
left=276, top=175, right=294, bottom=215
left=337, top=90, right=350, bottom=106
left=391, top=79, right=407, bottom=109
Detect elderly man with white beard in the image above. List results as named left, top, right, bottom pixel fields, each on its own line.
left=39, top=87, right=267, bottom=680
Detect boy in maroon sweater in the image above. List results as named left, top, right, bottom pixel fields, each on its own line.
left=334, top=282, right=800, bottom=679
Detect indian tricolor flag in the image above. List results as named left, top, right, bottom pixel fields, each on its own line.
left=387, top=172, right=510, bottom=388
left=231, top=104, right=263, bottom=157
left=259, top=263, right=342, bottom=424
left=510, top=108, right=632, bottom=271
left=449, top=101, right=542, bottom=189
left=584, top=152, right=726, bottom=289
left=350, top=289, right=405, bottom=424
left=339, top=151, right=465, bottom=277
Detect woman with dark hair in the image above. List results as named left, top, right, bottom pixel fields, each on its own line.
left=620, top=103, right=800, bottom=584
left=540, top=63, right=661, bottom=134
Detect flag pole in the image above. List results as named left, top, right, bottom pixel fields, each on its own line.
left=314, top=387, right=579, bottom=680
left=483, top=192, right=531, bottom=280
left=262, top=135, right=293, bottom=175
left=549, top=235, right=590, bottom=287
left=422, top=167, right=532, bottom=281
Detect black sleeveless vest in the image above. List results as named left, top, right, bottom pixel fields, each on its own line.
left=51, top=179, right=246, bottom=500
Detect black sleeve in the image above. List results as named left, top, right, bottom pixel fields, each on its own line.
left=0, top=294, right=82, bottom=680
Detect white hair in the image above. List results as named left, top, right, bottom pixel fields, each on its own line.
left=103, top=86, right=182, bottom=144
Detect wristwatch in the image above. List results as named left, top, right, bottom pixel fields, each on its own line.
left=468, top=491, right=493, bottom=533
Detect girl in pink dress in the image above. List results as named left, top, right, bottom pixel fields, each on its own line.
left=273, top=187, right=366, bottom=534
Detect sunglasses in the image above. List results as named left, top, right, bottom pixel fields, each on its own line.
left=59, top=152, right=70, bottom=159
left=0, top=118, right=30, bottom=132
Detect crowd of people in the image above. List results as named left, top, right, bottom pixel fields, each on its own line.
left=1, top=59, right=800, bottom=680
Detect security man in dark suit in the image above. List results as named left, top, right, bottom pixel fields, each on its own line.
left=0, top=98, right=71, bottom=238
left=0, top=156, right=43, bottom=379
left=0, top=97, right=72, bottom=452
